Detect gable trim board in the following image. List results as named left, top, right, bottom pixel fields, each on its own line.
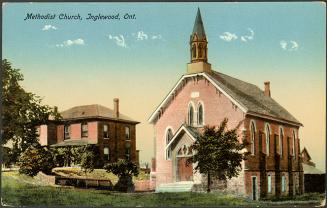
left=165, top=125, right=198, bottom=150
left=148, top=71, right=302, bottom=127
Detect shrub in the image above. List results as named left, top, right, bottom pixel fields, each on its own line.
left=104, top=159, right=139, bottom=192
left=18, top=145, right=55, bottom=176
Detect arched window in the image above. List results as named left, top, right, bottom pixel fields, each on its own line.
left=279, top=127, right=284, bottom=156
left=250, top=121, right=256, bottom=155
left=166, top=128, right=174, bottom=160
left=292, top=130, right=296, bottom=156
left=198, top=44, right=202, bottom=58
left=197, top=103, right=204, bottom=126
left=188, top=104, right=194, bottom=126
left=265, top=124, right=270, bottom=156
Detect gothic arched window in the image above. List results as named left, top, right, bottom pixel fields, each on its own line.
left=192, top=44, right=196, bottom=58
left=188, top=104, right=194, bottom=126
left=197, top=103, right=204, bottom=126
left=265, top=124, right=271, bottom=156
left=166, top=128, right=173, bottom=160
left=198, top=44, right=202, bottom=58
left=250, top=121, right=256, bottom=155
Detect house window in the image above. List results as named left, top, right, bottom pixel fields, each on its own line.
left=103, top=147, right=110, bottom=161
left=281, top=175, right=286, bottom=192
left=188, top=104, right=194, bottom=126
left=103, top=124, right=109, bottom=139
left=125, top=147, right=131, bottom=160
left=250, top=121, right=256, bottom=155
left=279, top=127, right=284, bottom=157
left=81, top=122, right=88, bottom=138
left=292, top=130, right=296, bottom=156
left=64, top=125, right=70, bottom=140
left=166, top=128, right=174, bottom=160
left=267, top=175, right=272, bottom=193
left=265, top=124, right=270, bottom=156
left=197, top=103, right=204, bottom=126
left=125, top=126, right=130, bottom=140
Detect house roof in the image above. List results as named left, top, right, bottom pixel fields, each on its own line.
left=60, top=104, right=139, bottom=124
left=302, top=163, right=325, bottom=175
left=192, top=8, right=206, bottom=39
left=301, top=147, right=312, bottom=161
left=148, top=71, right=302, bottom=126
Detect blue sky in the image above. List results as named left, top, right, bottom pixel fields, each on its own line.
left=3, top=2, right=326, bottom=169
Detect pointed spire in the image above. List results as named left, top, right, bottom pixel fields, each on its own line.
left=192, top=8, right=206, bottom=39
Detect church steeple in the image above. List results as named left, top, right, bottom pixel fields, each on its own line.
left=187, top=8, right=211, bottom=74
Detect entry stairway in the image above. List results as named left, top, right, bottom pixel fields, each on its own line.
left=156, top=181, right=194, bottom=193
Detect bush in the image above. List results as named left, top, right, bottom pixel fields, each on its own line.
left=104, top=159, right=139, bottom=192
left=18, top=145, right=55, bottom=176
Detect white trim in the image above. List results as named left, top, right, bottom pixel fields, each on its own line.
left=165, top=125, right=197, bottom=150
left=148, top=73, right=248, bottom=124
left=250, top=120, right=256, bottom=156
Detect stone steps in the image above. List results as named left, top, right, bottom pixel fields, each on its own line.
left=156, top=181, right=194, bottom=193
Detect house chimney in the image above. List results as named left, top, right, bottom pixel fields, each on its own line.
left=113, top=98, right=119, bottom=118
left=264, top=81, right=271, bottom=97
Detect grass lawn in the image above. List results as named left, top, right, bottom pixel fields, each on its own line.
left=52, top=167, right=149, bottom=183
left=2, top=171, right=325, bottom=207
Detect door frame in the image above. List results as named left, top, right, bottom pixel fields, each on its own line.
left=251, top=176, right=258, bottom=200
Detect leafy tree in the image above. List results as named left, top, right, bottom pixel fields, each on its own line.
left=188, top=118, right=249, bottom=192
left=18, top=144, right=55, bottom=176
left=80, top=145, right=97, bottom=174
left=1, top=59, right=60, bottom=163
left=104, top=159, right=139, bottom=192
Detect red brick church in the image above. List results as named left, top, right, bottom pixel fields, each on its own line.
left=148, top=9, right=303, bottom=199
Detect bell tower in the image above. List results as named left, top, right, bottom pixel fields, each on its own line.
left=187, top=8, right=212, bottom=74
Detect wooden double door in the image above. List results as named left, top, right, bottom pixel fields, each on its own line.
left=177, top=156, right=193, bottom=181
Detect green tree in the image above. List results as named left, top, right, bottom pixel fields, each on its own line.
left=188, top=118, right=249, bottom=192
left=104, top=159, right=139, bottom=192
left=18, top=144, right=55, bottom=176
left=1, top=59, right=60, bottom=163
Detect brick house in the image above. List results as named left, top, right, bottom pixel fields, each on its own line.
left=37, top=98, right=140, bottom=164
left=148, top=9, right=303, bottom=199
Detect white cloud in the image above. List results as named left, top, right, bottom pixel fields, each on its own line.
left=55, top=38, right=85, bottom=47
left=136, top=31, right=148, bottom=41
left=42, top=24, right=57, bottom=31
left=240, top=28, right=254, bottom=42
left=280, top=40, right=299, bottom=51
left=109, top=34, right=127, bottom=48
left=151, top=34, right=162, bottom=40
left=219, top=32, right=238, bottom=42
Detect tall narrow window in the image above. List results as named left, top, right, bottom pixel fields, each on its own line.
left=81, top=122, right=88, bottom=138
left=265, top=124, right=270, bottom=156
left=103, top=147, right=110, bottom=161
left=188, top=104, right=194, bottom=126
left=125, top=126, right=130, bottom=140
left=292, top=130, right=296, bottom=156
left=103, top=124, right=109, bottom=139
left=267, top=175, right=272, bottom=193
left=197, top=104, right=204, bottom=126
left=281, top=175, right=286, bottom=192
left=279, top=127, right=284, bottom=157
left=64, top=125, right=71, bottom=140
left=166, top=128, right=174, bottom=160
left=250, top=121, right=256, bottom=155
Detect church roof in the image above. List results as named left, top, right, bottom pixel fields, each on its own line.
left=60, top=104, right=139, bottom=124
left=303, top=163, right=325, bottom=174
left=192, top=8, right=206, bottom=39
left=208, top=71, right=301, bottom=125
left=148, top=71, right=302, bottom=126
